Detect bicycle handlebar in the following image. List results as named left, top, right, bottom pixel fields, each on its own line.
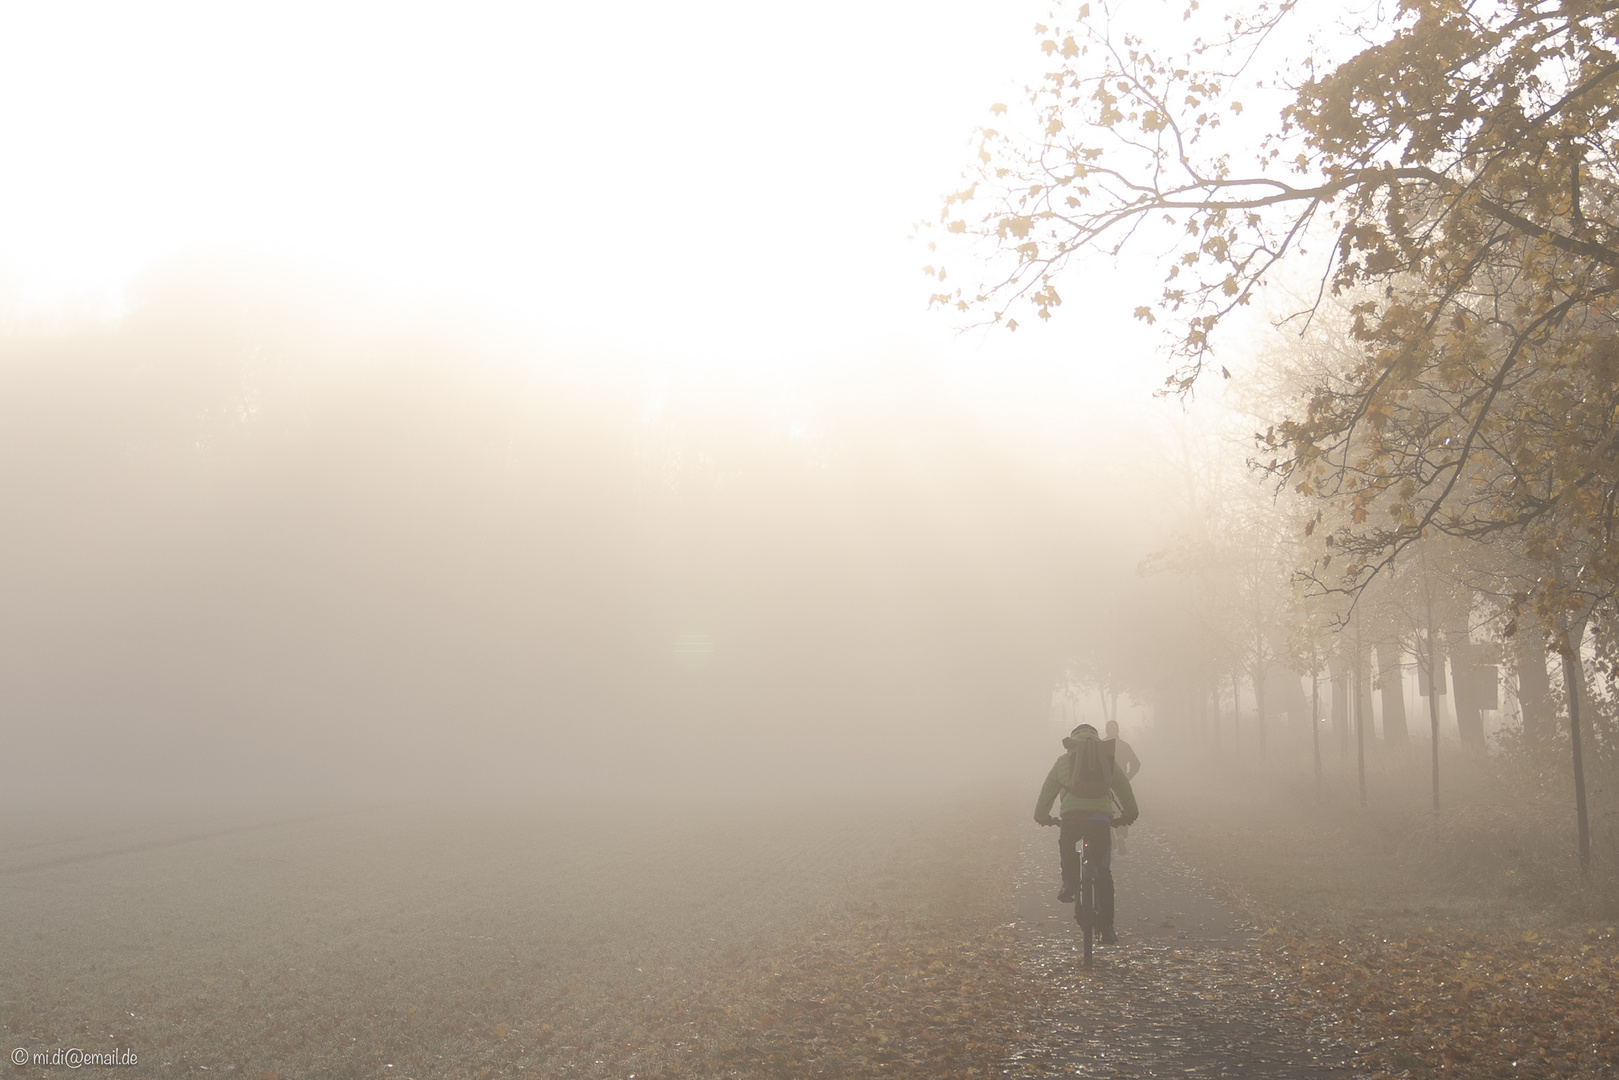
left=1038, top=815, right=1136, bottom=828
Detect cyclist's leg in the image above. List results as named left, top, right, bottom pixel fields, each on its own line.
left=1056, top=815, right=1081, bottom=901
left=1082, top=815, right=1116, bottom=939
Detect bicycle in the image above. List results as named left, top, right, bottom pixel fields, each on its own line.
left=1041, top=815, right=1129, bottom=967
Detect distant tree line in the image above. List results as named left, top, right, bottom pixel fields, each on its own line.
left=0, top=261, right=1106, bottom=806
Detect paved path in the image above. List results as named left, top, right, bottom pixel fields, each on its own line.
left=1005, top=822, right=1368, bottom=1079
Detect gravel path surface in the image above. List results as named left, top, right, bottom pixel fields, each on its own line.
left=1006, top=821, right=1370, bottom=1079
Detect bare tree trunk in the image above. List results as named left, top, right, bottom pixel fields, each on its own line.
left=1450, top=637, right=1488, bottom=751
left=1376, top=640, right=1410, bottom=744
left=1254, top=667, right=1268, bottom=759
left=1330, top=653, right=1350, bottom=760
left=1194, top=684, right=1202, bottom=744
left=1231, top=669, right=1242, bottom=755
left=1426, top=640, right=1443, bottom=810
left=1515, top=631, right=1553, bottom=745
left=1558, top=616, right=1593, bottom=874
left=1418, top=564, right=1443, bottom=810
left=1310, top=653, right=1322, bottom=800
left=1421, top=630, right=1442, bottom=811
left=1354, top=619, right=1368, bottom=807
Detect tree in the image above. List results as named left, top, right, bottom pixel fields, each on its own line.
left=933, top=0, right=1619, bottom=862
left=931, top=0, right=1619, bottom=612
left=1141, top=422, right=1301, bottom=758
left=1281, top=572, right=1341, bottom=798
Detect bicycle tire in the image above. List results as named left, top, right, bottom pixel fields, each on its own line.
left=1080, top=879, right=1094, bottom=966
left=1076, top=829, right=1098, bottom=967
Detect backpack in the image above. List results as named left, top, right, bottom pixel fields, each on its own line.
left=1066, top=738, right=1116, bottom=801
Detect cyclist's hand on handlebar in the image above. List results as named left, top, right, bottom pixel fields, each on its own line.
left=1110, top=815, right=1135, bottom=828
left=1035, top=814, right=1057, bottom=827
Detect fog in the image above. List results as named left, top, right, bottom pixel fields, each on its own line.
left=15, top=4, right=1618, bottom=1076
left=0, top=0, right=1179, bottom=829
left=0, top=260, right=1166, bottom=819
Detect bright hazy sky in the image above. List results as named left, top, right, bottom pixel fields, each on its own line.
left=0, top=0, right=1173, bottom=409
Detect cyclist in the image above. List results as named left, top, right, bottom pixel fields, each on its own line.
left=1034, top=722, right=1139, bottom=945
left=1105, top=719, right=1141, bottom=778
left=1105, top=719, right=1141, bottom=855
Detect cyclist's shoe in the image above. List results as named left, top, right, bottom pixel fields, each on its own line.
left=1099, top=926, right=1118, bottom=945
left=1056, top=885, right=1077, bottom=903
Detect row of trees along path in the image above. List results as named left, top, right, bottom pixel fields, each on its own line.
left=933, top=0, right=1619, bottom=875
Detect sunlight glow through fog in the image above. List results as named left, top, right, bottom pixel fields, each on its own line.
left=1, top=7, right=969, bottom=336
left=0, top=1, right=1183, bottom=422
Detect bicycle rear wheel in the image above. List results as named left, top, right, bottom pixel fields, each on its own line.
left=1079, top=879, right=1094, bottom=966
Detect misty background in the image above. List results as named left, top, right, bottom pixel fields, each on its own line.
left=0, top=259, right=1180, bottom=815
left=0, top=0, right=1189, bottom=817
left=6, top=4, right=1617, bottom=1079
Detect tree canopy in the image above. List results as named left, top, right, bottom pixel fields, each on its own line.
left=934, top=0, right=1619, bottom=614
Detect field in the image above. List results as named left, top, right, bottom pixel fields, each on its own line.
left=1, top=790, right=1024, bottom=1079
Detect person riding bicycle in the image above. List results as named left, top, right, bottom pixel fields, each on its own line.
left=1105, top=719, right=1141, bottom=855
left=1034, top=723, right=1139, bottom=945
left=1105, top=719, right=1141, bottom=779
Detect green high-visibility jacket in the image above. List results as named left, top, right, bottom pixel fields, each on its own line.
left=1034, top=731, right=1140, bottom=820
